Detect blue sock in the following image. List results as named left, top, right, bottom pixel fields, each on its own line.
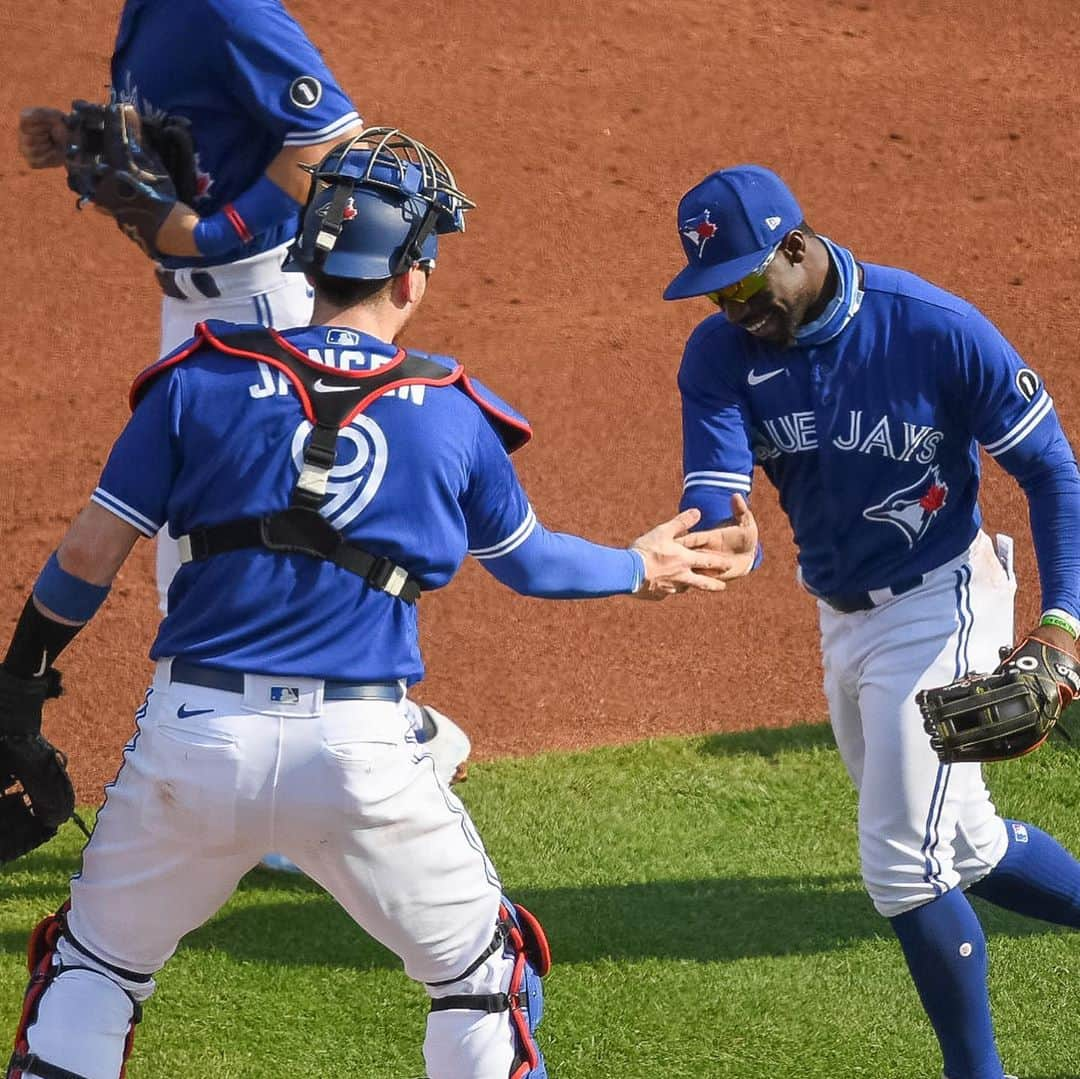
left=968, top=820, right=1080, bottom=927
left=889, top=889, right=1004, bottom=1079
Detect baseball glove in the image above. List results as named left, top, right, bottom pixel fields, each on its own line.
left=64, top=100, right=186, bottom=258
left=0, top=667, right=80, bottom=864
left=917, top=634, right=1080, bottom=764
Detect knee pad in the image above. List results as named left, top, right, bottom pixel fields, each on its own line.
left=429, top=898, right=551, bottom=1079
left=7, top=905, right=147, bottom=1079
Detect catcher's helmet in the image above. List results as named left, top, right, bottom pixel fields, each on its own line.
left=287, top=127, right=474, bottom=280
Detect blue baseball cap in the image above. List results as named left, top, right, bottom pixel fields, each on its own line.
left=663, top=165, right=804, bottom=301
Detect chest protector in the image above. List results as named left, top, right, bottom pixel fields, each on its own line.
left=130, top=323, right=532, bottom=603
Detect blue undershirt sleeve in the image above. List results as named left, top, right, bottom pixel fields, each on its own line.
left=678, top=319, right=763, bottom=569
left=996, top=428, right=1080, bottom=619
left=193, top=175, right=300, bottom=257
left=951, top=310, right=1080, bottom=619
left=478, top=522, right=643, bottom=598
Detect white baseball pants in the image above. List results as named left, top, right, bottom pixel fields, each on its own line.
left=21, top=663, right=517, bottom=1079
left=819, top=531, right=1015, bottom=917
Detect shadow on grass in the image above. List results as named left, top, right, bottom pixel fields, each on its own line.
left=698, top=722, right=836, bottom=759
left=2, top=869, right=1069, bottom=974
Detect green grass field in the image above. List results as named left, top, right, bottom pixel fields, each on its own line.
left=2, top=725, right=1079, bottom=1078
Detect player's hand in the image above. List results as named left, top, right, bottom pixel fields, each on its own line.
left=631, top=508, right=728, bottom=599
left=678, top=494, right=758, bottom=581
left=18, top=107, right=69, bottom=169
left=1020, top=622, right=1078, bottom=662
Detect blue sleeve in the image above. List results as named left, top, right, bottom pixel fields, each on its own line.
left=462, top=414, right=642, bottom=598
left=677, top=321, right=756, bottom=528
left=479, top=522, right=644, bottom=598
left=91, top=372, right=182, bottom=537
left=949, top=308, right=1056, bottom=459
left=1018, top=458, right=1080, bottom=619
left=218, top=0, right=360, bottom=147
left=950, top=310, right=1080, bottom=618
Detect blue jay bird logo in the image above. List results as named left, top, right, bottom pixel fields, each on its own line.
left=863, top=465, right=949, bottom=547
left=680, top=210, right=719, bottom=257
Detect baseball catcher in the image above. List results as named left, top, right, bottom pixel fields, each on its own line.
left=63, top=100, right=197, bottom=258
left=918, top=632, right=1080, bottom=763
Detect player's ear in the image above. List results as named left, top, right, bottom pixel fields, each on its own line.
left=782, top=229, right=807, bottom=264
left=389, top=270, right=415, bottom=307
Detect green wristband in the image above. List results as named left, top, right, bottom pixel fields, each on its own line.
left=1040, top=613, right=1080, bottom=640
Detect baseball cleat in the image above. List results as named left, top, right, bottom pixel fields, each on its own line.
left=259, top=852, right=303, bottom=874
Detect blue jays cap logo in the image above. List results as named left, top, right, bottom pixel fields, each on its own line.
left=680, top=209, right=719, bottom=258
left=863, top=465, right=949, bottom=547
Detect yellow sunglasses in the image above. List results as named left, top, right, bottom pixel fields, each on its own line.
left=705, top=243, right=781, bottom=307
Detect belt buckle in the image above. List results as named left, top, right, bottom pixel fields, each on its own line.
left=369, top=557, right=408, bottom=597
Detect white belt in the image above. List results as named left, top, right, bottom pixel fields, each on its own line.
left=155, top=242, right=292, bottom=301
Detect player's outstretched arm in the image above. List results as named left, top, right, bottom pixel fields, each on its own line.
left=18, top=107, right=68, bottom=169
left=475, top=507, right=727, bottom=600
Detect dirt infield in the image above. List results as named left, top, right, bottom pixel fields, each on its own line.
left=2, top=1, right=1078, bottom=800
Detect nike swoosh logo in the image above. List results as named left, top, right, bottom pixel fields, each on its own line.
left=312, top=378, right=361, bottom=393
left=747, top=367, right=785, bottom=386
left=177, top=705, right=215, bottom=719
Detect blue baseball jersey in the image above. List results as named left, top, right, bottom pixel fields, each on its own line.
left=92, top=323, right=640, bottom=682
left=679, top=257, right=1080, bottom=611
left=111, top=0, right=359, bottom=269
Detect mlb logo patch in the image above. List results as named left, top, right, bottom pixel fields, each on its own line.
left=327, top=328, right=361, bottom=347
left=270, top=686, right=301, bottom=705
left=1011, top=822, right=1029, bottom=844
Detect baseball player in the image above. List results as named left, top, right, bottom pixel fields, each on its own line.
left=663, top=165, right=1080, bottom=1079
left=0, top=127, right=726, bottom=1079
left=17, top=0, right=473, bottom=852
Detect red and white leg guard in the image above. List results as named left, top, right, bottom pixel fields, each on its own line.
left=7, top=906, right=152, bottom=1079
left=425, top=899, right=551, bottom=1079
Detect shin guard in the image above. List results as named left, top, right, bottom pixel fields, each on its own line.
left=7, top=905, right=142, bottom=1079
left=429, top=898, right=551, bottom=1079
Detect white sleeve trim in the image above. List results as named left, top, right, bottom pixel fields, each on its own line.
left=282, top=111, right=361, bottom=147
left=683, top=469, right=752, bottom=493
left=983, top=390, right=1054, bottom=457
left=469, top=506, right=537, bottom=560
left=91, top=488, right=161, bottom=537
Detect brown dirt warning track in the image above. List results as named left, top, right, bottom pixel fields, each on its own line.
left=1, top=0, right=1079, bottom=800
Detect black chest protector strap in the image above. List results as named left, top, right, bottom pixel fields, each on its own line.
left=175, top=328, right=452, bottom=604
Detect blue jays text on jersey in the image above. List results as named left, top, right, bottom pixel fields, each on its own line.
left=678, top=241, right=1080, bottom=614
left=111, top=0, right=359, bottom=269
left=91, top=323, right=642, bottom=684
